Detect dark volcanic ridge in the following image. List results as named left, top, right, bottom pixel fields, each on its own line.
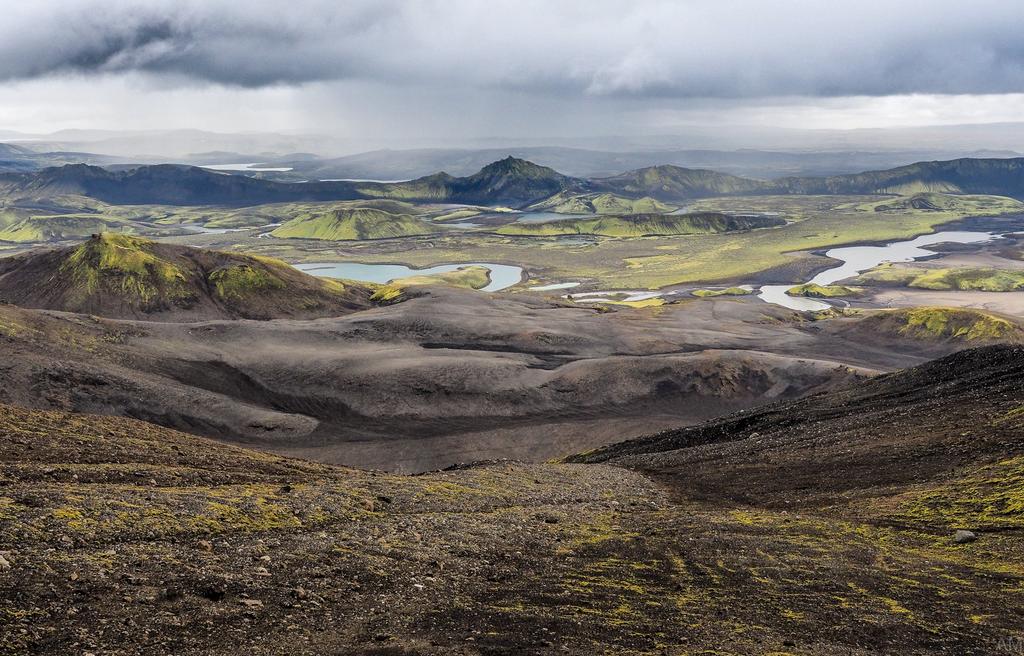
left=569, top=343, right=1024, bottom=512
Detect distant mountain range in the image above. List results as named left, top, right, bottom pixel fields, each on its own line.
left=0, top=143, right=121, bottom=173
left=249, top=146, right=1024, bottom=181
left=3, top=130, right=1023, bottom=180
left=3, top=155, right=1024, bottom=208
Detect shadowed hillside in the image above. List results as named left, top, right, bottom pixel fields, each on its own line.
left=569, top=344, right=1024, bottom=512
left=592, top=164, right=770, bottom=199
left=0, top=163, right=363, bottom=205
left=773, top=157, right=1024, bottom=198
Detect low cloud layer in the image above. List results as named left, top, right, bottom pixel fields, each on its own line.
left=3, top=0, right=1024, bottom=98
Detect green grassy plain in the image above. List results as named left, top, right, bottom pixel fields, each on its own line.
left=6, top=191, right=1024, bottom=291
left=248, top=194, right=1023, bottom=289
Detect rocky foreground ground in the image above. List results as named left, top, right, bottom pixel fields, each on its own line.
left=2, top=346, right=1023, bottom=654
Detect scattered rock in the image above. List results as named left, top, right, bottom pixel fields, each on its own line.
left=197, top=540, right=213, bottom=552
left=239, top=599, right=263, bottom=608
left=199, top=584, right=226, bottom=602
left=953, top=530, right=977, bottom=544
left=0, top=554, right=10, bottom=569
left=159, top=587, right=182, bottom=601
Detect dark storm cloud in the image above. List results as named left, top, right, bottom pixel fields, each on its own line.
left=3, top=0, right=1024, bottom=98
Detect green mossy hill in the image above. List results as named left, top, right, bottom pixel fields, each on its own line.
left=370, top=265, right=491, bottom=304
left=497, top=212, right=784, bottom=237
left=58, top=233, right=195, bottom=308
left=691, top=287, right=752, bottom=298
left=0, top=233, right=374, bottom=320
left=786, top=283, right=862, bottom=298
left=353, top=173, right=456, bottom=201
left=393, top=265, right=491, bottom=290
left=527, top=191, right=675, bottom=215
left=271, top=207, right=436, bottom=240
left=0, top=214, right=134, bottom=243
left=431, top=208, right=482, bottom=222
left=855, top=263, right=1024, bottom=292
left=859, top=307, right=1024, bottom=342
left=871, top=192, right=1023, bottom=213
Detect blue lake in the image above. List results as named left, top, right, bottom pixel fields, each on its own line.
left=294, top=262, right=524, bottom=292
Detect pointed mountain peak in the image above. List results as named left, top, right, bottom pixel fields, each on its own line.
left=475, top=156, right=561, bottom=179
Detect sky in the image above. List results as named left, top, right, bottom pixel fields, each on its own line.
left=2, top=0, right=1024, bottom=143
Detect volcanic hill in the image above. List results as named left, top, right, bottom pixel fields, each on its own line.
left=0, top=233, right=374, bottom=321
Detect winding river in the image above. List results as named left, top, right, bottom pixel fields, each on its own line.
left=757, top=231, right=998, bottom=311
left=290, top=230, right=1001, bottom=304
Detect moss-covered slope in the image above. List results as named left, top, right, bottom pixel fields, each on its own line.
left=271, top=207, right=436, bottom=240
left=0, top=233, right=374, bottom=320
left=526, top=191, right=675, bottom=215
left=369, top=265, right=492, bottom=304
left=497, top=211, right=784, bottom=237
left=855, top=263, right=1024, bottom=292
left=856, top=307, right=1024, bottom=342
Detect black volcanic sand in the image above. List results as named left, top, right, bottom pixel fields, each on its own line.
left=0, top=286, right=985, bottom=472
left=2, top=345, right=1023, bottom=654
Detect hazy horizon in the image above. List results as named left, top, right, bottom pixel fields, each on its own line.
left=3, top=0, right=1024, bottom=148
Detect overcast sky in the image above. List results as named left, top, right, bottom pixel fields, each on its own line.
left=3, top=0, right=1024, bottom=141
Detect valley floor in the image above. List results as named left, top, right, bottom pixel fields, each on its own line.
left=2, top=343, right=1023, bottom=655
left=0, top=285, right=978, bottom=472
